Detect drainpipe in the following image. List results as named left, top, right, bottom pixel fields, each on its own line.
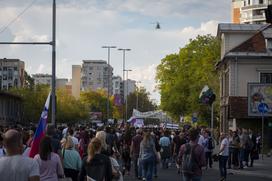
left=235, top=57, right=238, bottom=96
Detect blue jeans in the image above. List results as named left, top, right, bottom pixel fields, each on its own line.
left=142, top=157, right=155, bottom=181
left=182, top=175, right=202, bottom=181
left=153, top=160, right=157, bottom=176
left=239, top=149, right=245, bottom=168
left=219, top=155, right=228, bottom=178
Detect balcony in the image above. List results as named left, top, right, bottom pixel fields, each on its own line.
left=241, top=14, right=266, bottom=23
left=241, top=4, right=267, bottom=11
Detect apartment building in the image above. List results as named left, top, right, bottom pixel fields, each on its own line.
left=232, top=0, right=272, bottom=24
left=81, top=60, right=113, bottom=94
left=0, top=58, right=25, bottom=90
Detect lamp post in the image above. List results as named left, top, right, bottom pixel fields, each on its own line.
left=102, top=46, right=116, bottom=123
left=118, top=48, right=131, bottom=122
left=124, top=69, right=132, bottom=122
left=136, top=81, right=141, bottom=110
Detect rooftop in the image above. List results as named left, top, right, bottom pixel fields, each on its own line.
left=217, top=23, right=266, bottom=37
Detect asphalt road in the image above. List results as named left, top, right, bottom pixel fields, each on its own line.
left=124, top=164, right=271, bottom=181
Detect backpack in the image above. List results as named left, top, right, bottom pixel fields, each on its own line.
left=182, top=144, right=197, bottom=175
left=207, top=137, right=215, bottom=150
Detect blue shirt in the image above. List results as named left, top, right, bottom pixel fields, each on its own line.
left=63, top=149, right=82, bottom=171
left=159, top=136, right=171, bottom=147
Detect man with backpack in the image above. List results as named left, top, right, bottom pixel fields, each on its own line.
left=204, top=130, right=214, bottom=169
left=178, top=128, right=206, bottom=181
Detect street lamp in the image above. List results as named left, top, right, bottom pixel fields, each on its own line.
left=102, top=46, right=116, bottom=122
left=136, top=81, right=141, bottom=110
left=124, top=69, right=132, bottom=121
left=118, top=48, right=131, bottom=122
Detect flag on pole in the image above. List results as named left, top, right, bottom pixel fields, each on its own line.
left=29, top=92, right=51, bottom=158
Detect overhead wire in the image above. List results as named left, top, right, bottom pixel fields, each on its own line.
left=0, top=0, right=38, bottom=35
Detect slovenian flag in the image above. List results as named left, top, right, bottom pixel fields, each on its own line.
left=29, top=92, right=51, bottom=158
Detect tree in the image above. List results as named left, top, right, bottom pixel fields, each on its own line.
left=156, top=35, right=220, bottom=123
left=24, top=70, right=34, bottom=89
left=126, top=87, right=157, bottom=118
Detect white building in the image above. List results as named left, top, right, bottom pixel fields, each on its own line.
left=32, top=73, right=68, bottom=89
left=124, top=79, right=136, bottom=99
left=81, top=60, right=113, bottom=94
left=32, top=74, right=51, bottom=85
left=232, top=0, right=272, bottom=24
left=112, top=76, right=122, bottom=95
left=0, top=58, right=25, bottom=90
left=216, top=23, right=272, bottom=132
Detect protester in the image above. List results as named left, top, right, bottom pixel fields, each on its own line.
left=62, top=136, right=82, bottom=181
left=34, top=136, right=64, bottom=181
left=79, top=138, right=112, bottom=181
left=159, top=130, right=171, bottom=169
left=68, top=128, right=79, bottom=150
left=249, top=129, right=258, bottom=167
left=231, top=131, right=240, bottom=169
left=0, top=129, right=40, bottom=181
left=46, top=124, right=61, bottom=155
left=218, top=133, right=229, bottom=181
left=204, top=130, right=213, bottom=169
left=139, top=130, right=157, bottom=181
left=130, top=129, right=143, bottom=179
left=178, top=128, right=206, bottom=181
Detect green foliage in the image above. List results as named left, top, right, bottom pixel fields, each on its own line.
left=80, top=89, right=122, bottom=120
left=156, top=35, right=220, bottom=123
left=126, top=87, right=157, bottom=118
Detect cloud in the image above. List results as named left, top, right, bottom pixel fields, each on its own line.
left=0, top=1, right=227, bottom=103
left=36, top=64, right=45, bottom=73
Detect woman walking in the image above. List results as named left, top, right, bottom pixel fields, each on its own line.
left=139, top=130, right=157, bottom=181
left=79, top=138, right=112, bottom=181
left=34, top=136, right=64, bottom=181
left=62, top=136, right=82, bottom=181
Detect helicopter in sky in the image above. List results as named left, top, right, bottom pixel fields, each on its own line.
left=151, top=22, right=161, bottom=30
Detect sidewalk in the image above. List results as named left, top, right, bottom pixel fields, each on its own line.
left=212, top=156, right=272, bottom=179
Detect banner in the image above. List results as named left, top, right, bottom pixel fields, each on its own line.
left=29, top=92, right=51, bottom=158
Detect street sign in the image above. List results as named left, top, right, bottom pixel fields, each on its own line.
left=192, top=116, right=198, bottom=123
left=258, top=103, right=269, bottom=114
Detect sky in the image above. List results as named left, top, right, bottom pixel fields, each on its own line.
left=0, top=0, right=231, bottom=103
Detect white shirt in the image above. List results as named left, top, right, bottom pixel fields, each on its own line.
left=198, top=135, right=205, bottom=147
left=0, top=155, right=40, bottom=181
left=71, top=136, right=79, bottom=147
left=219, top=138, right=229, bottom=156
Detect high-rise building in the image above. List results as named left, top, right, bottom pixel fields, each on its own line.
left=32, top=73, right=68, bottom=89
left=124, top=79, right=136, bottom=99
left=232, top=0, right=272, bottom=24
left=0, top=58, right=25, bottom=90
left=81, top=60, right=113, bottom=94
left=72, top=65, right=81, bottom=98
left=232, top=0, right=244, bottom=23
left=32, top=74, right=52, bottom=85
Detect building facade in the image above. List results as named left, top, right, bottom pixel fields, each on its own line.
left=124, top=79, right=136, bottom=99
left=81, top=60, right=113, bottom=94
left=232, top=0, right=272, bottom=24
left=216, top=24, right=272, bottom=135
left=0, top=58, right=25, bottom=90
left=72, top=65, right=81, bottom=98
left=32, top=74, right=52, bottom=85
left=0, top=92, right=23, bottom=126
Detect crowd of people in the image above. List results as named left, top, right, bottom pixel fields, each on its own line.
left=0, top=123, right=261, bottom=181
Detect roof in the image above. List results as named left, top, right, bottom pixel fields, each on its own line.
left=216, top=24, right=272, bottom=68
left=217, top=23, right=265, bottom=38
left=82, top=60, right=107, bottom=64
left=0, top=91, right=22, bottom=100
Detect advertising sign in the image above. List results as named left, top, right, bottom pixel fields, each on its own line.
left=248, top=83, right=272, bottom=117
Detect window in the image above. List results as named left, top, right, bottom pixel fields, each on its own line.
left=266, top=39, right=272, bottom=50
left=260, top=73, right=272, bottom=83
left=248, top=0, right=250, bottom=5
left=259, top=0, right=263, bottom=4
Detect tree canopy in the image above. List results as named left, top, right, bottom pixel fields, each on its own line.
left=156, top=35, right=220, bottom=123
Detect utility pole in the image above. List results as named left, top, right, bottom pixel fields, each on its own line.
left=102, top=46, right=116, bottom=123
left=0, top=0, right=57, bottom=125
left=124, top=69, right=132, bottom=122
left=118, top=48, right=131, bottom=122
